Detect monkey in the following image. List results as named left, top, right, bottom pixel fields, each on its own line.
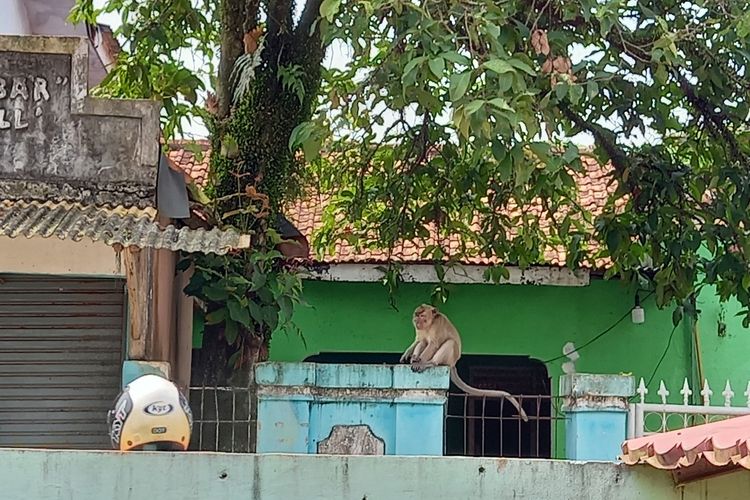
left=400, top=304, right=529, bottom=422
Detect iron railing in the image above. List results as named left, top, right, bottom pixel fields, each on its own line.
left=627, top=377, right=750, bottom=439
left=188, top=386, right=254, bottom=453
left=444, top=392, right=565, bottom=458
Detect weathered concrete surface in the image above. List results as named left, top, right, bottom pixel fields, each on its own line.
left=2, top=449, right=749, bottom=499
left=0, top=35, right=160, bottom=208
left=560, top=373, right=635, bottom=462
left=560, top=373, right=636, bottom=400
left=317, top=424, right=386, bottom=455
left=256, top=363, right=449, bottom=456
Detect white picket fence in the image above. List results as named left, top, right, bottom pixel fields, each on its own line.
left=626, top=377, right=750, bottom=439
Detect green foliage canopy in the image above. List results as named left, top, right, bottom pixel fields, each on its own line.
left=73, top=0, right=750, bottom=326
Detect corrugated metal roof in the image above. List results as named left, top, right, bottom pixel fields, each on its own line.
left=621, top=414, right=750, bottom=481
left=0, top=200, right=250, bottom=255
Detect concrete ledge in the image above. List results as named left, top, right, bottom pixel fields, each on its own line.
left=2, top=449, right=745, bottom=500
left=301, top=262, right=590, bottom=286
left=560, top=373, right=635, bottom=398
left=255, top=362, right=450, bottom=390
left=257, top=386, right=448, bottom=404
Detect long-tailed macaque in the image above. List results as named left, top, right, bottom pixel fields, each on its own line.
left=400, top=304, right=529, bottom=422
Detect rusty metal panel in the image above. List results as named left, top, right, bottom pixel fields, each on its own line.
left=0, top=274, right=125, bottom=449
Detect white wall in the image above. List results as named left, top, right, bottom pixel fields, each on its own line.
left=0, top=236, right=123, bottom=277
left=0, top=0, right=31, bottom=35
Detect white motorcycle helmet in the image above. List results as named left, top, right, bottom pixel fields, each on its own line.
left=107, top=374, right=193, bottom=451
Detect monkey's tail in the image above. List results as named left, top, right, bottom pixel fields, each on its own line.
left=450, top=367, right=529, bottom=422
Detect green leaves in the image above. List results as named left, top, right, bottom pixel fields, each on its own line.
left=71, top=0, right=217, bottom=141
left=315, top=0, right=750, bottom=320
left=428, top=57, right=445, bottom=79
left=449, top=71, right=472, bottom=102
left=319, top=0, right=341, bottom=22
left=483, top=59, right=514, bottom=75
left=228, top=298, right=251, bottom=327
left=289, top=121, right=325, bottom=161
left=183, top=248, right=305, bottom=369
left=86, top=0, right=750, bottom=348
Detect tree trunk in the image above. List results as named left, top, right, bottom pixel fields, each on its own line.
left=191, top=0, right=326, bottom=453
left=217, top=0, right=246, bottom=119
left=189, top=326, right=267, bottom=453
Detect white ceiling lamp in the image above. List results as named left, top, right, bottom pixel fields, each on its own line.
left=632, top=292, right=645, bottom=324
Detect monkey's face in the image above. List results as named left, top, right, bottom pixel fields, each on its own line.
left=412, top=305, right=435, bottom=330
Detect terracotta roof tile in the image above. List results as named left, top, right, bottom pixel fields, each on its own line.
left=167, top=145, right=619, bottom=268
left=166, top=140, right=211, bottom=187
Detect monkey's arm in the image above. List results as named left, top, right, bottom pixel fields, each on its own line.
left=399, top=339, right=420, bottom=364
left=410, top=339, right=427, bottom=362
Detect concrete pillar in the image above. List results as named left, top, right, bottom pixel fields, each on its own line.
left=560, top=373, right=635, bottom=461
left=255, top=362, right=450, bottom=456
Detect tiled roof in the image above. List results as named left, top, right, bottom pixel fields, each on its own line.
left=167, top=143, right=622, bottom=268
left=166, top=140, right=211, bottom=187
left=621, top=415, right=750, bottom=481
left=0, top=200, right=251, bottom=255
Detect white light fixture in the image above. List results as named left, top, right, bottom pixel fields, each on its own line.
left=632, top=293, right=645, bottom=324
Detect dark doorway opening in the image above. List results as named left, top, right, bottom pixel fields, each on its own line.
left=303, top=352, right=552, bottom=458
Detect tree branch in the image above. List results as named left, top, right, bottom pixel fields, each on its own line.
left=266, top=0, right=294, bottom=39
left=244, top=0, right=260, bottom=32
left=296, top=0, right=323, bottom=40
left=558, top=104, right=629, bottom=174
left=217, top=0, right=246, bottom=119
left=673, top=69, right=745, bottom=162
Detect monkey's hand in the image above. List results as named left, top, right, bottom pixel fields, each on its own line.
left=399, top=353, right=410, bottom=364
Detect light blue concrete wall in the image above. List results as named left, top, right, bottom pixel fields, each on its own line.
left=255, top=362, right=449, bottom=456
left=560, top=373, right=634, bottom=461
left=566, top=411, right=628, bottom=461
left=3, top=449, right=749, bottom=499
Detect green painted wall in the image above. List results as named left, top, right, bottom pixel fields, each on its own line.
left=267, top=275, right=750, bottom=458
left=271, top=277, right=750, bottom=405
left=4, top=449, right=749, bottom=500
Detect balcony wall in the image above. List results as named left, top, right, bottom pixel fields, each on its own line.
left=4, top=448, right=748, bottom=500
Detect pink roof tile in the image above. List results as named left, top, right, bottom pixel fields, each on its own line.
left=621, top=415, right=750, bottom=481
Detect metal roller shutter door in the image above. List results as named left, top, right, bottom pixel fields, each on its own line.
left=0, top=274, right=125, bottom=449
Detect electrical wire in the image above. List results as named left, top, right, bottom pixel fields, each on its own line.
left=542, top=290, right=655, bottom=364
left=645, top=323, right=679, bottom=389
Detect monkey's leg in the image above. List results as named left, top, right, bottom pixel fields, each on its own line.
left=415, top=341, right=439, bottom=364
left=411, top=341, right=456, bottom=373
left=428, top=340, right=457, bottom=365
left=400, top=340, right=420, bottom=364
